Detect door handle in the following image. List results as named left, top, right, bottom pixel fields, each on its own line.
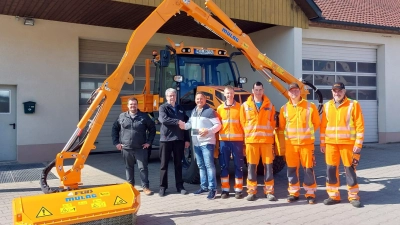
left=9, top=123, right=16, bottom=129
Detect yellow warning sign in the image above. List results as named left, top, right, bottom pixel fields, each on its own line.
left=60, top=204, right=77, bottom=214
left=114, top=196, right=127, bottom=205
left=91, top=199, right=106, bottom=209
left=36, top=207, right=53, bottom=218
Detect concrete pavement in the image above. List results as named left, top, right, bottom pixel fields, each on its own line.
left=1, top=143, right=399, bottom=225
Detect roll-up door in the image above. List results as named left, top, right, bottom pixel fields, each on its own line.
left=302, top=43, right=378, bottom=144
left=79, top=39, right=159, bottom=152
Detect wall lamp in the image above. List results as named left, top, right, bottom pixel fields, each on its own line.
left=23, top=17, right=35, bottom=26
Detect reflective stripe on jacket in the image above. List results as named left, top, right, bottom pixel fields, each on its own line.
left=320, top=97, right=365, bottom=148
left=279, top=99, right=320, bottom=145
left=240, top=94, right=276, bottom=144
left=217, top=101, right=244, bottom=141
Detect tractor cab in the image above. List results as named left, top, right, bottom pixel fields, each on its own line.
left=153, top=41, right=248, bottom=111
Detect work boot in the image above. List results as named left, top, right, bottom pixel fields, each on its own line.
left=177, top=188, right=188, bottom=195
left=287, top=195, right=299, bottom=203
left=246, top=194, right=257, bottom=201
left=350, top=199, right=362, bottom=208
left=207, top=190, right=217, bottom=200
left=193, top=188, right=209, bottom=195
left=221, top=191, right=230, bottom=199
left=159, top=188, right=166, bottom=197
left=235, top=192, right=243, bottom=199
left=323, top=198, right=341, bottom=205
left=306, top=196, right=316, bottom=204
left=143, top=188, right=153, bottom=196
left=265, top=194, right=277, bottom=201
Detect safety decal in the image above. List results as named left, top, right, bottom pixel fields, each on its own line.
left=60, top=204, right=76, bottom=214
left=99, top=192, right=110, bottom=197
left=91, top=199, right=106, bottom=209
left=36, top=207, right=53, bottom=218
left=114, top=196, right=127, bottom=205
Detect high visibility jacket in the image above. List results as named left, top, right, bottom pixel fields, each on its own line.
left=217, top=101, right=244, bottom=141
left=320, top=97, right=364, bottom=148
left=240, top=95, right=276, bottom=144
left=279, top=99, right=320, bottom=145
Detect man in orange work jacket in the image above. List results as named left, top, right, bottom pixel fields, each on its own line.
left=240, top=81, right=277, bottom=201
left=217, top=85, right=245, bottom=199
left=279, top=83, right=320, bottom=204
left=320, top=82, right=364, bottom=208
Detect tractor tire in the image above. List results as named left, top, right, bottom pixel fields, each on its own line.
left=182, top=144, right=200, bottom=184
left=256, top=156, right=286, bottom=175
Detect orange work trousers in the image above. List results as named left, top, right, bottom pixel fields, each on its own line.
left=325, top=144, right=360, bottom=201
left=285, top=143, right=316, bottom=198
left=246, top=143, right=274, bottom=195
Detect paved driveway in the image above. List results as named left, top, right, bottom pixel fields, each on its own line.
left=0, top=143, right=399, bottom=225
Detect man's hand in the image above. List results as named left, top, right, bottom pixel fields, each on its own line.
left=178, top=120, right=186, bottom=129
left=320, top=146, right=326, bottom=153
left=353, top=146, right=362, bottom=153
left=116, top=144, right=122, bottom=151
left=142, top=143, right=150, bottom=149
left=184, top=141, right=190, bottom=149
left=199, top=128, right=209, bottom=137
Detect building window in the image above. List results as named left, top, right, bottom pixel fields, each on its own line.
left=314, top=75, right=335, bottom=86
left=302, top=60, right=313, bottom=71
left=358, top=62, right=376, bottom=73
left=79, top=62, right=107, bottom=75
left=314, top=60, right=335, bottom=72
left=336, top=61, right=356, bottom=72
left=358, top=76, right=376, bottom=86
left=0, top=90, right=10, bottom=113
left=79, top=62, right=155, bottom=105
left=302, top=59, right=377, bottom=101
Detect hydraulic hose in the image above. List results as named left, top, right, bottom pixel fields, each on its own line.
left=40, top=93, right=103, bottom=193
left=39, top=130, right=89, bottom=194
left=303, top=80, right=324, bottom=114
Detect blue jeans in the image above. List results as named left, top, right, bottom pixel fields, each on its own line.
left=194, top=144, right=217, bottom=191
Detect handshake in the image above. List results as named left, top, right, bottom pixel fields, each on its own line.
left=178, top=120, right=186, bottom=130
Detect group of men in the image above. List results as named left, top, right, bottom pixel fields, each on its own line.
left=111, top=80, right=364, bottom=208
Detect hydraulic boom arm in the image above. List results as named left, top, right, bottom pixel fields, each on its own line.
left=41, top=0, right=321, bottom=193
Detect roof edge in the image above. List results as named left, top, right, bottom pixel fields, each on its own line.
left=306, top=0, right=322, bottom=18
left=294, top=0, right=322, bottom=20
left=312, top=18, right=400, bottom=32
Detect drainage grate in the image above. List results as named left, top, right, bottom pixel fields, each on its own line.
left=0, top=163, right=58, bottom=183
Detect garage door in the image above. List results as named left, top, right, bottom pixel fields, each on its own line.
left=302, top=43, right=378, bottom=144
left=79, top=39, right=158, bottom=152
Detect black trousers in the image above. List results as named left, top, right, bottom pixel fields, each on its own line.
left=122, top=148, right=149, bottom=188
left=159, top=140, right=184, bottom=190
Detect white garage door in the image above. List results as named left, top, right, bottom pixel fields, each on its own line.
left=302, top=43, right=378, bottom=144
left=79, top=39, right=158, bottom=152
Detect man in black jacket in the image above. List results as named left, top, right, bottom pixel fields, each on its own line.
left=158, top=88, right=190, bottom=196
left=112, top=97, right=156, bottom=196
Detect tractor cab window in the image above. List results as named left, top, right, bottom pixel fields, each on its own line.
left=178, top=55, right=236, bottom=99
left=154, top=55, right=176, bottom=97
